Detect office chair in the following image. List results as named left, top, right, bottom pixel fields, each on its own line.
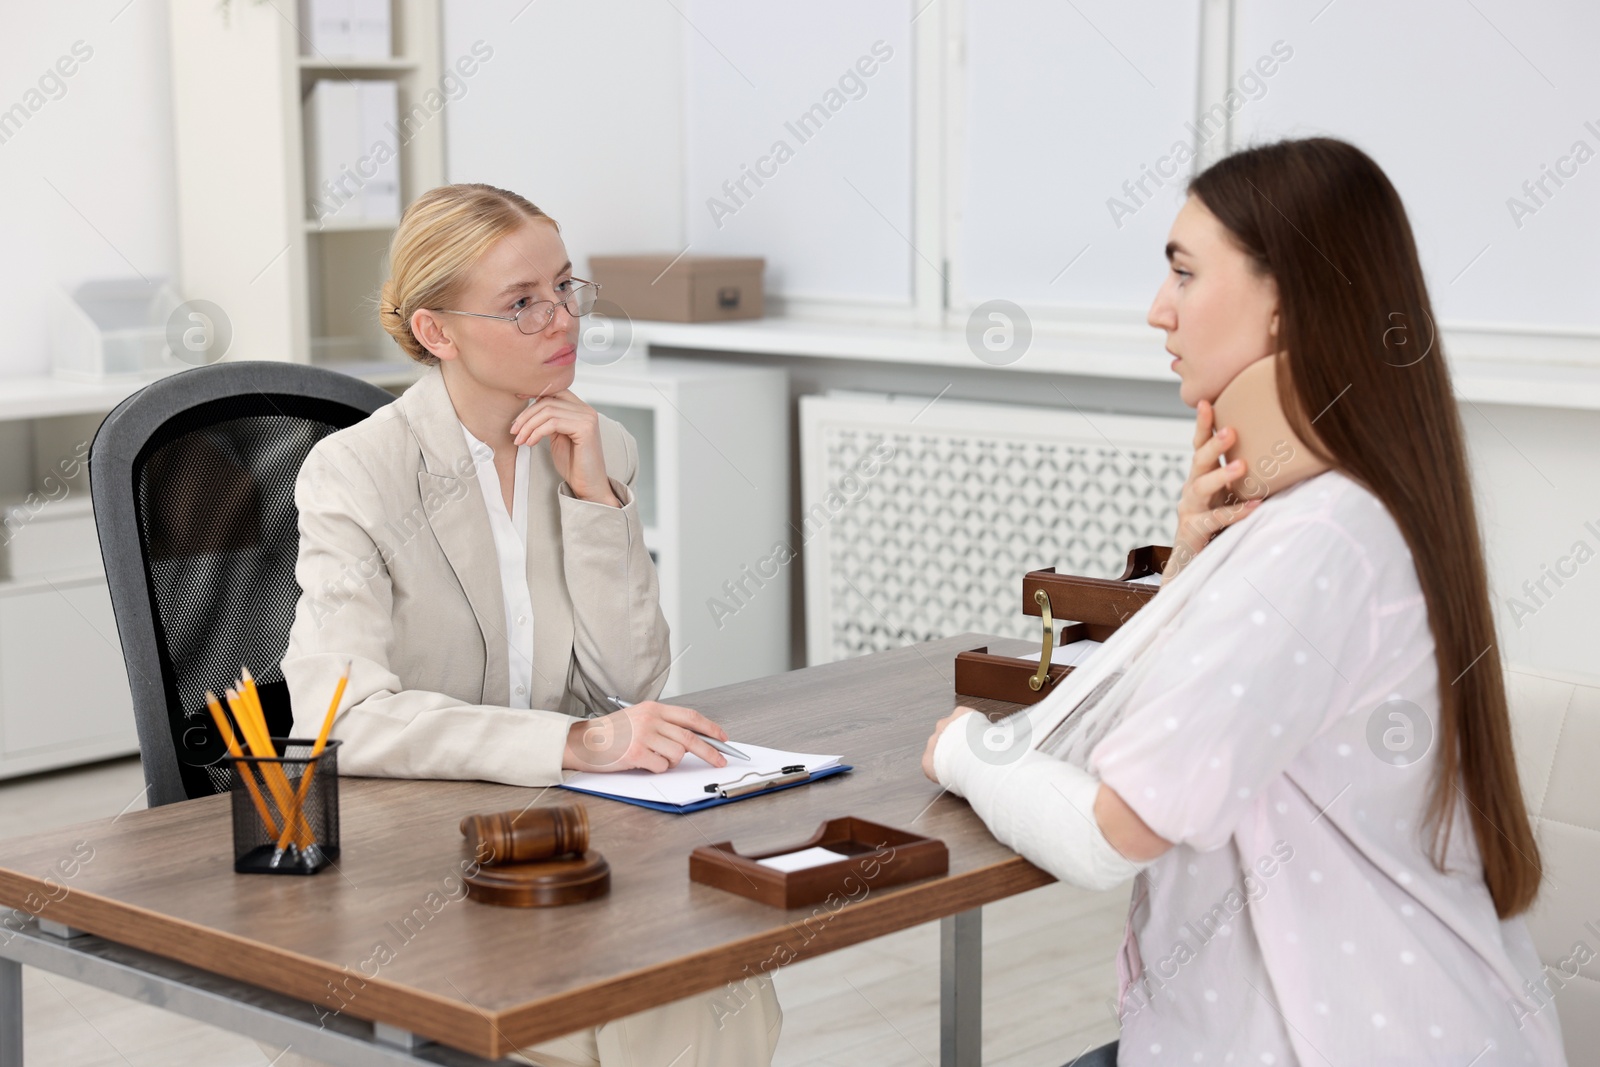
left=90, top=360, right=397, bottom=807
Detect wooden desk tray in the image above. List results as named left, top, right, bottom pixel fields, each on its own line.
left=953, top=621, right=1110, bottom=705
left=954, top=545, right=1170, bottom=704
left=689, top=817, right=948, bottom=909
left=1023, top=544, right=1170, bottom=628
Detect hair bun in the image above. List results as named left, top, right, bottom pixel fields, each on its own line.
left=377, top=279, right=428, bottom=362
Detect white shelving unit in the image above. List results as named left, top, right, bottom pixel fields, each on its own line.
left=573, top=358, right=790, bottom=698
left=0, top=1, right=446, bottom=780
left=167, top=0, right=443, bottom=368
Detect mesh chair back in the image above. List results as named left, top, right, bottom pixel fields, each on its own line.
left=90, top=362, right=397, bottom=806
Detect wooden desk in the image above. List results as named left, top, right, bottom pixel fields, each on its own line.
left=0, top=634, right=1050, bottom=1066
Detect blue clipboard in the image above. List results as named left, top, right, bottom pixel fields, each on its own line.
left=559, top=763, right=852, bottom=814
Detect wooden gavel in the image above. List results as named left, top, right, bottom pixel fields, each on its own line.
left=460, top=803, right=589, bottom=866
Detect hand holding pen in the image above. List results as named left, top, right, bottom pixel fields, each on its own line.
left=606, top=697, right=750, bottom=762
left=559, top=696, right=749, bottom=773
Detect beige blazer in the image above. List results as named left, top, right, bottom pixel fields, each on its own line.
left=281, top=366, right=671, bottom=786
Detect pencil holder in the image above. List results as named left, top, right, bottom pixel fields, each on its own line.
left=226, top=738, right=342, bottom=875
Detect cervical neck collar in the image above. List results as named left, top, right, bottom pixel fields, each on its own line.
left=1209, top=355, right=1331, bottom=501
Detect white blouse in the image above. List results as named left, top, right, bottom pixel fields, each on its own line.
left=459, top=422, right=536, bottom=710
left=939, top=471, right=1566, bottom=1065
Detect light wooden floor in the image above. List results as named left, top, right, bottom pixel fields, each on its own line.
left=1, top=757, right=1127, bottom=1066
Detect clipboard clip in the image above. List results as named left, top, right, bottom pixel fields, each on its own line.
left=704, top=765, right=808, bottom=799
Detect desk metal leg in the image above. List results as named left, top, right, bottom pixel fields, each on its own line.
left=940, top=908, right=981, bottom=1067
left=1, top=954, right=20, bottom=1067
left=375, top=1023, right=430, bottom=1052
left=0, top=922, right=505, bottom=1066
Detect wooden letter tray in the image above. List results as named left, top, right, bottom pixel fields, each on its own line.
left=689, top=817, right=948, bottom=909
left=1023, top=544, right=1171, bottom=628
left=954, top=545, right=1170, bottom=705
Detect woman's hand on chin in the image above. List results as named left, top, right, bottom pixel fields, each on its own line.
left=511, top=390, right=622, bottom=507
left=1164, top=399, right=1260, bottom=581
left=562, top=701, right=731, bottom=773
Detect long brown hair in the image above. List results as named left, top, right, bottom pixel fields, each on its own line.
left=1190, top=138, right=1540, bottom=918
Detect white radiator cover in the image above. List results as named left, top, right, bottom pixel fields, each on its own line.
left=800, top=392, right=1195, bottom=665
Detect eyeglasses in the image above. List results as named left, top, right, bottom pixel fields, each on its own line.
left=427, top=279, right=601, bottom=335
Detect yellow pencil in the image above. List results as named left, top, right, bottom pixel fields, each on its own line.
left=226, top=685, right=310, bottom=847
left=312, top=660, right=351, bottom=755
left=238, top=667, right=309, bottom=844
left=206, top=690, right=278, bottom=838
left=248, top=666, right=325, bottom=851
left=271, top=660, right=351, bottom=856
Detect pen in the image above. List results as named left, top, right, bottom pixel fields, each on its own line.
left=605, top=696, right=751, bottom=761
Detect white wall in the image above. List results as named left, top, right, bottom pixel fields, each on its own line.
left=1470, top=405, right=1600, bottom=675
left=442, top=0, right=917, bottom=307
left=960, top=0, right=1201, bottom=311
left=0, top=0, right=178, bottom=379
left=441, top=0, right=686, bottom=280
left=1234, top=0, right=1600, bottom=332
left=680, top=1, right=914, bottom=305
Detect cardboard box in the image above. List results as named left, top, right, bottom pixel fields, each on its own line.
left=588, top=255, right=765, bottom=323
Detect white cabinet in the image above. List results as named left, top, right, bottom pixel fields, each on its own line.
left=575, top=357, right=790, bottom=698
left=0, top=570, right=137, bottom=779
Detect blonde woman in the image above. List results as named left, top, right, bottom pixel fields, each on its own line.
left=275, top=183, right=782, bottom=1067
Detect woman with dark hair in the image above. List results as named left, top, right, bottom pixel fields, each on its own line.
left=922, top=139, right=1565, bottom=1064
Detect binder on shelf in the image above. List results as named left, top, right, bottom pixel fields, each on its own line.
left=304, top=80, right=360, bottom=225
left=299, top=0, right=392, bottom=59
left=358, top=79, right=401, bottom=220
left=303, top=79, right=401, bottom=226
left=350, top=0, right=392, bottom=59
left=954, top=545, right=1170, bottom=706
left=299, top=0, right=352, bottom=57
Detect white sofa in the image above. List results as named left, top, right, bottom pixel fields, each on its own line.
left=1506, top=663, right=1600, bottom=1065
